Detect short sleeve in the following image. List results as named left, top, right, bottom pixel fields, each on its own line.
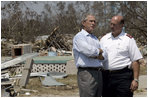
left=128, top=38, right=143, bottom=61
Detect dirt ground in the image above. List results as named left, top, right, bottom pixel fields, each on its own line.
left=18, top=65, right=147, bottom=97
left=19, top=75, right=79, bottom=97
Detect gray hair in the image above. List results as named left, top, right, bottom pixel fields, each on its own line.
left=81, top=13, right=95, bottom=22
left=81, top=13, right=95, bottom=28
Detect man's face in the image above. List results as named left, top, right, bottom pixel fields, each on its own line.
left=110, top=17, right=123, bottom=37
left=82, top=15, right=96, bottom=33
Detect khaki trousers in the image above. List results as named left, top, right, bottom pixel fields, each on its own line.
left=77, top=68, right=103, bottom=97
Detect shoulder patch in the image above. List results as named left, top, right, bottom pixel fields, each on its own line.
left=126, top=34, right=133, bottom=39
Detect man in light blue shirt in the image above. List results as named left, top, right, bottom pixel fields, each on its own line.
left=73, top=14, right=107, bottom=97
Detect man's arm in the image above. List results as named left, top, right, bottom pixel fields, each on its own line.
left=91, top=48, right=104, bottom=60
left=97, top=48, right=104, bottom=60
left=130, top=60, right=140, bottom=92
left=73, top=36, right=102, bottom=57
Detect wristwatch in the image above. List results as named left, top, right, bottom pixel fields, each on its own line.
left=134, top=79, right=139, bottom=83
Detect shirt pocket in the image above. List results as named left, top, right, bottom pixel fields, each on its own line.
left=117, top=45, right=128, bottom=56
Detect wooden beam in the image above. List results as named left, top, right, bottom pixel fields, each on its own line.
left=19, top=58, right=34, bottom=88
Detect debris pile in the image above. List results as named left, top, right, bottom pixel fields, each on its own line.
left=2, top=26, right=74, bottom=57
left=44, top=26, right=73, bottom=51
left=1, top=39, right=14, bottom=56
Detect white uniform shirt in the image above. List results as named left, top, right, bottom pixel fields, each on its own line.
left=100, top=31, right=143, bottom=70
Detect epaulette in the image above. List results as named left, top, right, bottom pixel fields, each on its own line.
left=126, top=33, right=133, bottom=39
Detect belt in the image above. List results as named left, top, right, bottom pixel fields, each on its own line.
left=78, top=67, right=103, bottom=71
left=104, top=66, right=130, bottom=74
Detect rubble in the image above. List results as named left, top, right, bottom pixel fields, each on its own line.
left=44, top=26, right=73, bottom=51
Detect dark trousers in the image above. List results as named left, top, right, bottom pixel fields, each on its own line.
left=77, top=68, right=103, bottom=97
left=102, top=67, right=133, bottom=97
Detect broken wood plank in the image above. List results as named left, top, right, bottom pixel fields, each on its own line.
left=1, top=81, right=14, bottom=86
left=19, top=58, right=34, bottom=88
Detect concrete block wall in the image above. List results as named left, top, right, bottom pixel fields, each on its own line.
left=11, top=60, right=77, bottom=75
left=15, top=63, right=67, bottom=74
left=31, top=63, right=66, bottom=73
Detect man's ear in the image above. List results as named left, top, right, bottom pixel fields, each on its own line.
left=120, top=24, right=124, bottom=29
left=82, top=21, right=85, bottom=26
left=82, top=21, right=86, bottom=28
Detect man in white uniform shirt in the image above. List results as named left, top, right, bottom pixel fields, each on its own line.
left=100, top=15, right=143, bottom=97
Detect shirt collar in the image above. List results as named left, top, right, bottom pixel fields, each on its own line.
left=108, top=30, right=125, bottom=40
left=81, top=29, right=94, bottom=36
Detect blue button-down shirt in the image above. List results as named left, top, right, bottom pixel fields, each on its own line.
left=73, top=29, right=106, bottom=68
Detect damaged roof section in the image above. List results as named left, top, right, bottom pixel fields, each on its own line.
left=1, top=53, right=39, bottom=70
left=40, top=75, right=65, bottom=86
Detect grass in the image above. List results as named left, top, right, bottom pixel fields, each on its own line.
left=19, top=75, right=79, bottom=97
left=18, top=64, right=147, bottom=97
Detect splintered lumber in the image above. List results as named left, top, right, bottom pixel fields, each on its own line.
left=45, top=26, right=71, bottom=51
left=48, top=26, right=59, bottom=37
left=1, top=53, right=39, bottom=70
left=1, top=81, right=14, bottom=86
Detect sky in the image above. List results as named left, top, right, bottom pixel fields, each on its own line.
left=1, top=1, right=84, bottom=16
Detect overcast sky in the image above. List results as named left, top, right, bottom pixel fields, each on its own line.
left=1, top=1, right=85, bottom=15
